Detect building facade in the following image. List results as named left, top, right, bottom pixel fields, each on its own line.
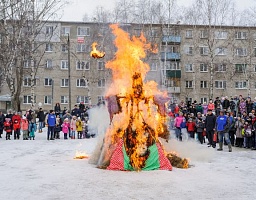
left=0, top=21, right=256, bottom=111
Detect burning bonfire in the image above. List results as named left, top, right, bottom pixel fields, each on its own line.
left=74, top=150, right=89, bottom=159
left=91, top=24, right=188, bottom=171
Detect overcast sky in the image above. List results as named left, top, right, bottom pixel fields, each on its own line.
left=60, top=0, right=255, bottom=22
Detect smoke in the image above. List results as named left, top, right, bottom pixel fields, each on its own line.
left=161, top=130, right=216, bottom=163
left=87, top=105, right=110, bottom=136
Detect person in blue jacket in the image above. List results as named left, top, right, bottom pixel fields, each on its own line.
left=46, top=110, right=56, bottom=140
left=216, top=110, right=232, bottom=152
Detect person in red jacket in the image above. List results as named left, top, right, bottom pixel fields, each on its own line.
left=186, top=118, right=196, bottom=138
left=4, top=118, right=12, bottom=140
left=12, top=112, right=21, bottom=140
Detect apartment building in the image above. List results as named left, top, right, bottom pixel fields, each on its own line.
left=0, top=21, right=256, bottom=111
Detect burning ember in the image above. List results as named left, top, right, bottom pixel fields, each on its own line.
left=74, top=150, right=89, bottom=159
left=90, top=42, right=105, bottom=59
left=94, top=24, right=188, bottom=171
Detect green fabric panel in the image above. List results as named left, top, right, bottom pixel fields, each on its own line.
left=143, top=143, right=160, bottom=171
left=123, top=145, right=134, bottom=171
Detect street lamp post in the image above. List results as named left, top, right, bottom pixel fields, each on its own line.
left=67, top=33, right=71, bottom=111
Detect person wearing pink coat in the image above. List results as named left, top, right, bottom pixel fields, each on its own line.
left=62, top=118, right=70, bottom=139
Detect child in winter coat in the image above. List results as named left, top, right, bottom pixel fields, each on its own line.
left=54, top=115, right=62, bottom=139
left=180, top=118, right=189, bottom=141
left=13, top=118, right=21, bottom=140
left=62, top=118, right=70, bottom=139
left=76, top=117, right=83, bottom=139
left=196, top=118, right=204, bottom=144
left=21, top=116, right=29, bottom=140
left=235, top=117, right=244, bottom=148
left=70, top=116, right=77, bottom=139
left=243, top=121, right=252, bottom=148
left=4, top=118, right=12, bottom=140
left=186, top=118, right=195, bottom=138
left=29, top=121, right=37, bottom=140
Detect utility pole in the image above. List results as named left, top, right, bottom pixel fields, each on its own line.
left=67, top=33, right=71, bottom=111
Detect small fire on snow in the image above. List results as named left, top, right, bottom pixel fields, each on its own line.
left=74, top=150, right=89, bottom=159
left=90, top=42, right=105, bottom=59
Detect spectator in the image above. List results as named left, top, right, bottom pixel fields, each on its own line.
left=37, top=108, right=45, bottom=133
left=204, top=109, right=216, bottom=148
left=46, top=110, right=56, bottom=140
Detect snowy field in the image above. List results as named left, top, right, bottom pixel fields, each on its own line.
left=0, top=128, right=256, bottom=200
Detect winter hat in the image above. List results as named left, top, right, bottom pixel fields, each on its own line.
left=5, top=118, right=10, bottom=121
left=22, top=116, right=26, bottom=120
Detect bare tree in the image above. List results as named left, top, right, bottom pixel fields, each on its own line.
left=0, top=0, right=68, bottom=111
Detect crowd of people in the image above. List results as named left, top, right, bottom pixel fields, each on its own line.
left=0, top=102, right=93, bottom=141
left=168, top=95, right=256, bottom=151
left=1, top=95, right=256, bottom=152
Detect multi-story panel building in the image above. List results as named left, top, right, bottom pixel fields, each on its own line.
left=1, top=21, right=256, bottom=111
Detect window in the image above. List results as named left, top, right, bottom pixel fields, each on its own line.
left=98, top=96, right=105, bottom=104
left=23, top=77, right=36, bottom=87
left=98, top=61, right=105, bottom=70
left=76, top=79, right=88, bottom=87
left=150, top=63, right=157, bottom=71
left=61, top=60, right=68, bottom=70
left=23, top=95, right=36, bottom=104
left=186, top=81, right=193, bottom=88
left=200, top=46, right=209, bottom=55
left=215, top=64, right=227, bottom=72
left=61, top=44, right=68, bottom=53
left=185, top=30, right=193, bottom=38
left=200, top=63, right=208, bottom=72
left=185, top=46, right=193, bottom=55
left=254, top=48, right=256, bottom=57
left=76, top=43, right=86, bottom=52
left=45, top=59, right=53, bottom=69
left=61, top=27, right=70, bottom=35
left=235, top=31, right=247, bottom=39
left=44, top=96, right=52, bottom=104
left=61, top=79, right=69, bottom=87
left=76, top=96, right=89, bottom=104
left=77, top=27, right=90, bottom=36
left=215, top=47, right=227, bottom=55
left=200, top=97, right=208, bottom=104
left=24, top=60, right=29, bottom=68
left=200, top=81, right=208, bottom=88
left=200, top=30, right=208, bottom=38
left=185, top=64, right=193, bottom=72
left=166, top=62, right=180, bottom=70
left=98, top=79, right=105, bottom=88
left=76, top=61, right=90, bottom=70
left=236, top=48, right=247, bottom=56
left=44, top=78, right=52, bottom=86
left=235, top=64, right=246, bottom=73
left=46, top=26, right=54, bottom=35
left=215, top=81, right=226, bottom=89
left=215, top=31, right=228, bottom=39
left=134, top=28, right=142, bottom=37
left=61, top=96, right=69, bottom=104
left=45, top=43, right=53, bottom=52
left=149, top=29, right=158, bottom=37
left=235, top=81, right=247, bottom=89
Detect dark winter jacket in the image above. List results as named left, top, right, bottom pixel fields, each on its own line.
left=37, top=111, right=45, bottom=122
left=222, top=99, right=230, bottom=110
left=246, top=102, right=253, bottom=114
left=0, top=114, right=5, bottom=131
left=205, top=113, right=216, bottom=131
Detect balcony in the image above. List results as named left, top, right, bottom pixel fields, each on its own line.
left=162, top=35, right=181, bottom=43
left=161, top=52, right=181, bottom=61
left=166, top=70, right=181, bottom=78
left=166, top=87, right=181, bottom=93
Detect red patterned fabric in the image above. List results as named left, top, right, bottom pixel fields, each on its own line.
left=156, top=143, right=172, bottom=171
left=107, top=140, right=125, bottom=170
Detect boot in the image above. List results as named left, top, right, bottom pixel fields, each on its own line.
left=217, top=143, right=223, bottom=151
left=228, top=144, right=232, bottom=152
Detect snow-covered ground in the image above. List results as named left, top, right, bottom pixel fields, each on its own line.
left=0, top=128, right=255, bottom=200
